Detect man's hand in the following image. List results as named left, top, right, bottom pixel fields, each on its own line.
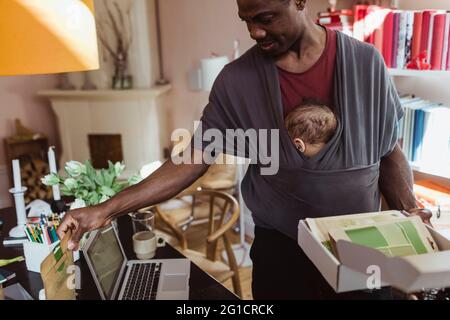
left=57, top=205, right=111, bottom=251
left=403, top=208, right=433, bottom=227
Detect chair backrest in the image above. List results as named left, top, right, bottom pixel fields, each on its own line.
left=154, top=190, right=240, bottom=256
left=200, top=190, right=240, bottom=262
left=154, top=190, right=242, bottom=297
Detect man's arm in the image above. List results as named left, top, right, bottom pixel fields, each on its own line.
left=379, top=144, right=416, bottom=210
left=57, top=154, right=210, bottom=250
left=379, top=144, right=432, bottom=224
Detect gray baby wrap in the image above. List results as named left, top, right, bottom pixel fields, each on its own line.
left=196, top=31, right=404, bottom=240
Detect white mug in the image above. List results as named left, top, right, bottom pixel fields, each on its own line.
left=132, top=231, right=165, bottom=260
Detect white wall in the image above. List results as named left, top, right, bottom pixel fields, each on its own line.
left=0, top=75, right=58, bottom=208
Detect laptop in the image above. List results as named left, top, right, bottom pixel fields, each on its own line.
left=82, top=224, right=190, bottom=300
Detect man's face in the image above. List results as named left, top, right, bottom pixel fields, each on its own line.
left=237, top=0, right=303, bottom=57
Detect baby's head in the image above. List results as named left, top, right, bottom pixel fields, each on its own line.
left=285, top=100, right=337, bottom=158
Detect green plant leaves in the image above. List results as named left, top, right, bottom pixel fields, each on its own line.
left=100, top=185, right=116, bottom=197
left=60, top=185, right=73, bottom=197
left=43, top=159, right=137, bottom=206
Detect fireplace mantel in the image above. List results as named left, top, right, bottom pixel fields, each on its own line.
left=38, top=85, right=172, bottom=178
left=38, top=85, right=171, bottom=101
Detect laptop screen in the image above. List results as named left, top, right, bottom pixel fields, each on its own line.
left=85, top=226, right=125, bottom=300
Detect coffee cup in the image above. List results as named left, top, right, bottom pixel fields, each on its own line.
left=132, top=231, right=165, bottom=260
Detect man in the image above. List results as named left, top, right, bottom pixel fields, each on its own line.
left=58, top=0, right=430, bottom=299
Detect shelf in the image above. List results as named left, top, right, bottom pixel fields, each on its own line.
left=37, top=84, right=172, bottom=101
left=410, top=162, right=450, bottom=180
left=389, top=69, right=450, bottom=78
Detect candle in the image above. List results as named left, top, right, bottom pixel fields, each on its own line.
left=48, top=147, right=61, bottom=201
left=12, top=159, right=22, bottom=191
left=48, top=146, right=57, bottom=173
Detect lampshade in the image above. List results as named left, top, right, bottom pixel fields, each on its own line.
left=0, top=0, right=99, bottom=75
left=200, top=56, right=230, bottom=92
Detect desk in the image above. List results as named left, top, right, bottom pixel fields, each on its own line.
left=0, top=207, right=238, bottom=300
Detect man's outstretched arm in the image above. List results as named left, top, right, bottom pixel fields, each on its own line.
left=57, top=154, right=210, bottom=250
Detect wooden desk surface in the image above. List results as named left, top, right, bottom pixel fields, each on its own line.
left=0, top=207, right=238, bottom=300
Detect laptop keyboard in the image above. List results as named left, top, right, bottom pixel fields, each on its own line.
left=122, top=263, right=162, bottom=300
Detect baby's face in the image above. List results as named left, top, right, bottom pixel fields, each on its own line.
left=293, top=138, right=326, bottom=158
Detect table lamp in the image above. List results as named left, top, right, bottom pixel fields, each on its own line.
left=0, top=0, right=99, bottom=75
left=0, top=0, right=100, bottom=237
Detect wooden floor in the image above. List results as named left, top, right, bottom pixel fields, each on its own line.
left=158, top=223, right=254, bottom=300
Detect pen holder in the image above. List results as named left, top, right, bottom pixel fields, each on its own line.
left=23, top=241, right=59, bottom=273
left=23, top=241, right=80, bottom=273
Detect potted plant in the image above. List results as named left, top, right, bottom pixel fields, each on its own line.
left=42, top=160, right=141, bottom=210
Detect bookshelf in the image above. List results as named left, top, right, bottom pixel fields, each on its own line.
left=392, top=0, right=450, bottom=183
left=410, top=162, right=450, bottom=180
left=317, top=0, right=450, bottom=184
left=389, top=69, right=450, bottom=78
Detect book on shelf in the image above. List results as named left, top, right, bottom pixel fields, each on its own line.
left=317, top=8, right=354, bottom=37
left=328, top=216, right=438, bottom=259
left=322, top=5, right=450, bottom=71
left=305, top=211, right=405, bottom=252
left=398, top=95, right=450, bottom=171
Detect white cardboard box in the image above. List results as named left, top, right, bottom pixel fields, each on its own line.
left=298, top=212, right=450, bottom=293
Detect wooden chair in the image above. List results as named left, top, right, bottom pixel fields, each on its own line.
left=158, top=161, right=237, bottom=232
left=154, top=190, right=242, bottom=297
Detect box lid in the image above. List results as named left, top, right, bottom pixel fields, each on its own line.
left=336, top=239, right=450, bottom=293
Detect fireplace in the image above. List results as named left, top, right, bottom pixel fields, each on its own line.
left=38, top=86, right=172, bottom=178
left=88, top=134, right=124, bottom=169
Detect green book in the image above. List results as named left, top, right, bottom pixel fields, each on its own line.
left=328, top=216, right=438, bottom=258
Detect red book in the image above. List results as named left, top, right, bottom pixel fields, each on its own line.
left=430, top=13, right=446, bottom=70
left=442, top=13, right=450, bottom=70
left=411, top=11, right=424, bottom=59
left=382, top=11, right=394, bottom=67
left=420, top=10, right=436, bottom=54
left=391, top=11, right=401, bottom=69
left=447, top=28, right=450, bottom=70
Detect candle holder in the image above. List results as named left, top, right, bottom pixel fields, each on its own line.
left=51, top=199, right=68, bottom=215
left=8, top=187, right=28, bottom=238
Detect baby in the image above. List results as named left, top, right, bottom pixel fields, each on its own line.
left=285, top=100, right=338, bottom=158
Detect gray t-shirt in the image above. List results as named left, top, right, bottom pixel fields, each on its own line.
left=194, top=32, right=404, bottom=240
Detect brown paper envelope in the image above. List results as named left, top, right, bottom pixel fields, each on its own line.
left=40, top=229, right=76, bottom=300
